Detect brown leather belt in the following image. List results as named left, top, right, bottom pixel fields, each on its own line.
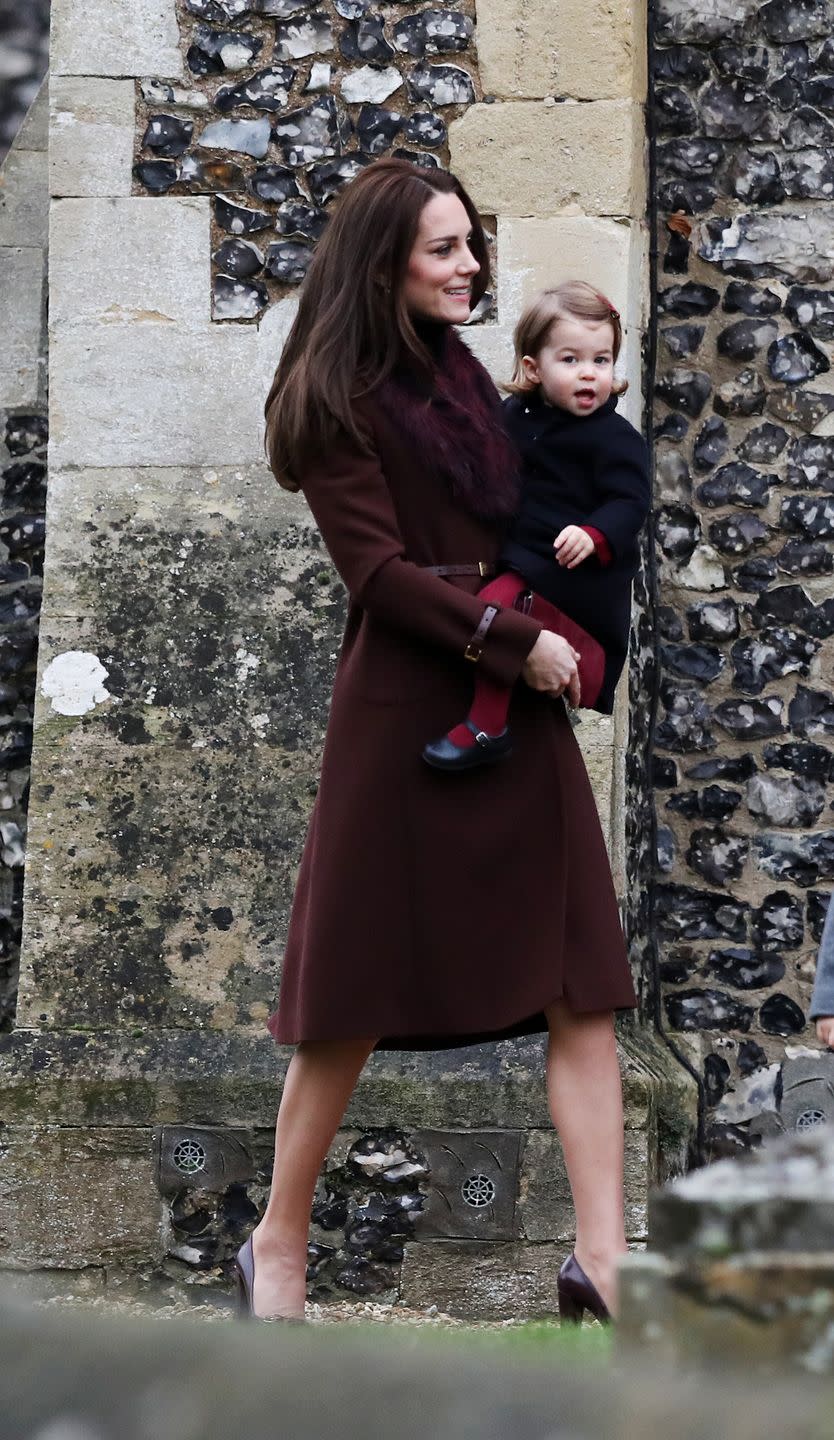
left=464, top=604, right=500, bottom=663
left=421, top=562, right=495, bottom=579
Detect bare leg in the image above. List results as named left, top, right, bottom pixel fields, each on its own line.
left=250, top=1035, right=377, bottom=1319
left=545, top=1000, right=627, bottom=1315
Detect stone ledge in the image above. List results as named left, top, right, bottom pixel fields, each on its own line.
left=49, top=78, right=135, bottom=199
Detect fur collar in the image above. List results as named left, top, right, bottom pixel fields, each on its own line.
left=375, top=327, right=521, bottom=523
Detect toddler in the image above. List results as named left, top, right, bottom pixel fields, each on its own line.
left=423, top=281, right=650, bottom=771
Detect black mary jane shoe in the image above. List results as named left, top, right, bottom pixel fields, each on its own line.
left=422, top=721, right=512, bottom=772
left=234, top=1234, right=306, bottom=1324
left=556, top=1252, right=612, bottom=1326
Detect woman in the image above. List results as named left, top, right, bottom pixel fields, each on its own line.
left=241, top=159, right=637, bottom=1325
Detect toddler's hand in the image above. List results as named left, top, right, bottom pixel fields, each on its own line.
left=554, top=525, right=595, bottom=569
left=816, top=1017, right=834, bottom=1049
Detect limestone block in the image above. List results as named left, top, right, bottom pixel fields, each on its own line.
left=15, top=80, right=49, bottom=151
left=16, top=739, right=318, bottom=1030
left=458, top=323, right=515, bottom=385
left=51, top=0, right=183, bottom=79
left=449, top=100, right=645, bottom=218
left=49, top=78, right=135, bottom=198
left=48, top=323, right=265, bottom=467
left=518, top=1128, right=649, bottom=1242
left=400, top=1239, right=566, bottom=1318
left=0, top=147, right=48, bottom=248
left=50, top=198, right=211, bottom=329
left=0, top=246, right=46, bottom=408
left=0, top=1127, right=163, bottom=1267
left=476, top=0, right=647, bottom=102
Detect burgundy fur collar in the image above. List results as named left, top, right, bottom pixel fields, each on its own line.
left=374, top=327, right=521, bottom=523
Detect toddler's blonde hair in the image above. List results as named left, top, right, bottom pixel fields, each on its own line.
left=505, top=280, right=628, bottom=396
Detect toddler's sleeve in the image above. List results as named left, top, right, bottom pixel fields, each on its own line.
left=585, top=423, right=650, bottom=561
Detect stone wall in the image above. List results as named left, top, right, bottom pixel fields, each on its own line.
left=0, top=0, right=50, bottom=163
left=641, top=0, right=834, bottom=1156
left=0, top=83, right=48, bottom=1030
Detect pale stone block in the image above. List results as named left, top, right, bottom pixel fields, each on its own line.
left=449, top=99, right=645, bottom=218
left=400, top=1239, right=566, bottom=1318
left=50, top=197, right=210, bottom=330
left=51, top=0, right=184, bottom=79
left=456, top=323, right=514, bottom=386
left=49, top=323, right=266, bottom=467
left=50, top=77, right=135, bottom=198
left=0, top=247, right=46, bottom=408
left=476, top=0, right=647, bottom=102
left=0, top=1127, right=163, bottom=1267
left=14, top=79, right=49, bottom=151
left=0, top=146, right=48, bottom=248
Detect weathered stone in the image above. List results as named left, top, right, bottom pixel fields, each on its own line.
left=658, top=282, right=720, bottom=316
left=179, top=156, right=246, bottom=190
left=655, top=45, right=711, bottom=86
left=701, top=81, right=778, bottom=141
left=340, top=65, right=403, bottom=103
left=731, top=627, right=816, bottom=693
left=693, top=417, right=729, bottom=472
left=658, top=137, right=724, bottom=177
left=747, top=773, right=826, bottom=827
left=215, top=194, right=273, bottom=232
left=781, top=493, right=834, bottom=539
left=133, top=160, right=178, bottom=194
left=725, top=151, right=784, bottom=205
left=751, top=582, right=812, bottom=629
left=392, top=10, right=473, bottom=57
left=686, top=828, right=748, bottom=887
left=449, top=100, right=643, bottom=217
left=474, top=0, right=644, bottom=102
left=213, top=65, right=296, bottom=112
left=408, top=63, right=475, bottom=106
left=762, top=0, right=830, bottom=40
left=212, top=238, right=264, bottom=277
left=782, top=102, right=834, bottom=148
left=249, top=164, right=302, bottom=202
left=665, top=988, right=754, bottom=1032
left=657, top=826, right=677, bottom=872
left=736, top=423, right=789, bottom=464
left=307, top=155, right=370, bottom=204
left=737, top=1038, right=769, bottom=1073
left=404, top=111, right=446, bottom=148
left=660, top=949, right=699, bottom=983
left=768, top=332, right=830, bottom=383
left=197, top=117, right=271, bottom=157
left=659, top=606, right=685, bottom=641
left=723, top=280, right=782, bottom=315
left=789, top=685, right=834, bottom=737
left=273, top=96, right=349, bottom=165
left=705, top=948, right=785, bottom=990
left=142, top=113, right=194, bottom=156
left=713, top=369, right=766, bottom=417
left=655, top=0, right=760, bottom=47
left=768, top=385, right=834, bottom=430
left=656, top=505, right=699, bottom=559
left=662, top=643, right=725, bottom=683
left=675, top=546, right=728, bottom=591
left=655, top=688, right=715, bottom=753
left=187, top=25, right=263, bottom=74
left=275, top=200, right=327, bottom=241
left=400, top=1240, right=565, bottom=1319
left=717, top=318, right=779, bottom=361
left=754, top=831, right=834, bottom=885
left=653, top=756, right=679, bottom=788
left=704, top=1052, right=732, bottom=1106
left=661, top=324, right=705, bottom=359
left=518, top=1128, right=649, bottom=1244
left=782, top=147, right=834, bottom=199
left=356, top=104, right=403, bottom=155
left=764, top=740, right=834, bottom=781
left=655, top=412, right=690, bottom=443
left=657, top=178, right=718, bottom=213
left=700, top=786, right=744, bottom=821
left=264, top=240, right=314, bottom=284
left=339, top=15, right=395, bottom=63
left=212, top=274, right=268, bottom=319
left=708, top=513, right=770, bottom=555
left=809, top=890, right=831, bottom=941
left=714, top=697, right=784, bottom=740
left=657, top=451, right=692, bottom=504
left=697, top=463, right=770, bottom=508
left=753, top=889, right=805, bottom=951
left=655, top=86, right=698, bottom=135
left=52, top=0, right=183, bottom=79
left=785, top=285, right=834, bottom=339
left=50, top=77, right=135, bottom=199
left=700, top=207, right=834, bottom=283
left=656, top=369, right=712, bottom=417
left=663, top=230, right=691, bottom=274
left=273, top=12, right=334, bottom=60
left=759, top=992, right=806, bottom=1035
left=140, top=79, right=211, bottom=111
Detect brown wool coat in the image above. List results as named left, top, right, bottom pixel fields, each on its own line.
left=269, top=358, right=636, bottom=1051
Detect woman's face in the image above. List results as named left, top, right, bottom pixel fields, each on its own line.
left=402, top=192, right=481, bottom=324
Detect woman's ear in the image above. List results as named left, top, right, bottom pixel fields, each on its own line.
left=521, top=354, right=540, bottom=385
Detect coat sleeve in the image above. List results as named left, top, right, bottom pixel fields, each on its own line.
left=810, top=894, right=834, bottom=1019
left=585, top=423, right=651, bottom=562
left=299, top=423, right=542, bottom=687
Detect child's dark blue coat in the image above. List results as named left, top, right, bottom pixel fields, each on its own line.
left=500, top=390, right=651, bottom=714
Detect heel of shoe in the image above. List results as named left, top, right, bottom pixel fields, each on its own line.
left=557, top=1282, right=585, bottom=1326
left=234, top=1265, right=252, bottom=1320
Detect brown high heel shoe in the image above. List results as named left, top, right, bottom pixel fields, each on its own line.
left=556, top=1252, right=611, bottom=1326
left=234, top=1234, right=306, bottom=1323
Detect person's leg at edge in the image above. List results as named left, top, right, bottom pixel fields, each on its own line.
left=545, top=1000, right=627, bottom=1316
left=446, top=571, right=528, bottom=748
left=250, top=1036, right=377, bottom=1318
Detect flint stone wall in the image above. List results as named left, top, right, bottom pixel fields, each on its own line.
left=631, top=0, right=834, bottom=1158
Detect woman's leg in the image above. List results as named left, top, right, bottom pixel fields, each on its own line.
left=544, top=1000, right=627, bottom=1314
left=250, top=1035, right=377, bottom=1318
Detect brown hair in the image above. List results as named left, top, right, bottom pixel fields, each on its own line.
left=505, top=281, right=627, bottom=397
left=264, top=158, right=491, bottom=491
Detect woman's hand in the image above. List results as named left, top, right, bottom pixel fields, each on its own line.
left=522, top=631, right=581, bottom=706
left=816, top=1017, right=834, bottom=1049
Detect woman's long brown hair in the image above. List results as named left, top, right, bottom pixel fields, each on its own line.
left=263, top=158, right=491, bottom=491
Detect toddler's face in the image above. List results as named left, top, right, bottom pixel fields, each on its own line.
left=522, top=316, right=616, bottom=417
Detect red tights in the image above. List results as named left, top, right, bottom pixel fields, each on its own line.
left=446, top=572, right=528, bottom=748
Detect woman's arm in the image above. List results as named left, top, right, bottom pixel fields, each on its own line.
left=810, top=895, right=834, bottom=1047
left=300, top=423, right=543, bottom=688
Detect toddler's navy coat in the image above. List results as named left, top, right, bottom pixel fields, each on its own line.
left=500, top=390, right=651, bottom=714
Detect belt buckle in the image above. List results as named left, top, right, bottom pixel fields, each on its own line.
left=464, top=641, right=482, bottom=663
left=478, top=560, right=490, bottom=578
